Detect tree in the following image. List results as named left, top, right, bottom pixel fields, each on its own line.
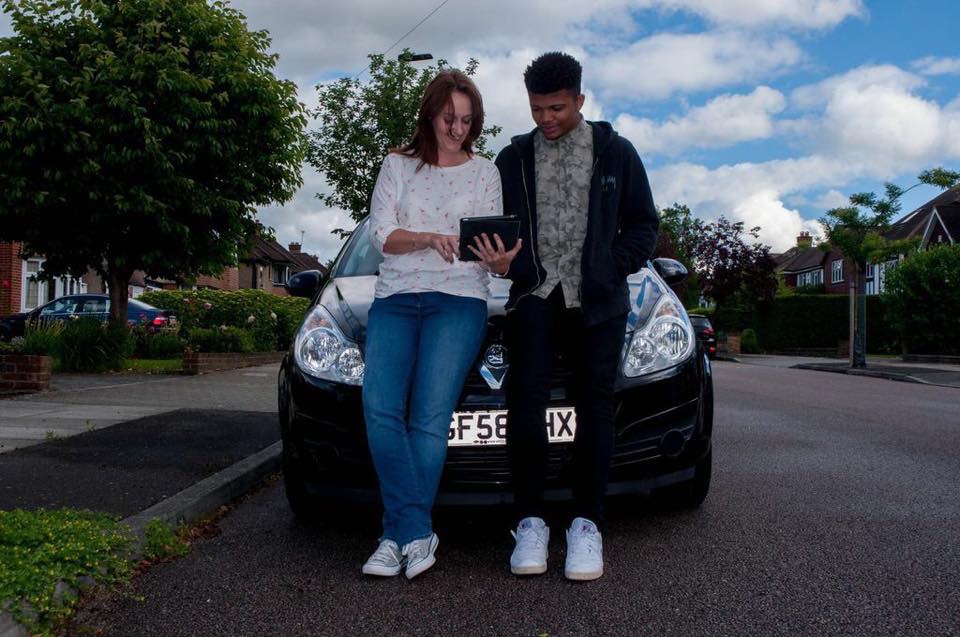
left=0, top=0, right=307, bottom=327
left=658, top=203, right=706, bottom=307
left=694, top=216, right=776, bottom=310
left=308, top=50, right=502, bottom=237
left=820, top=168, right=960, bottom=367
left=882, top=245, right=960, bottom=356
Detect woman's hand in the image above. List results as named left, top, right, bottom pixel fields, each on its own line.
left=468, top=233, right=522, bottom=276
left=419, top=232, right=460, bottom=263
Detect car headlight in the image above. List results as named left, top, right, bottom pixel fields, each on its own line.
left=622, top=295, right=695, bottom=377
left=294, top=305, right=364, bottom=385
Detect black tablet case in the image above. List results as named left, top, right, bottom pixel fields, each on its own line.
left=458, top=215, right=521, bottom=261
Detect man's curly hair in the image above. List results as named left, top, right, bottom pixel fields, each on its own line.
left=523, top=52, right=582, bottom=95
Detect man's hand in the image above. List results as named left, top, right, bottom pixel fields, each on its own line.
left=468, top=232, right=522, bottom=276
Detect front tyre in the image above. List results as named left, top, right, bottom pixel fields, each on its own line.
left=656, top=450, right=711, bottom=509
left=282, top=443, right=321, bottom=522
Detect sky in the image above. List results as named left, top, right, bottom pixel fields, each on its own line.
left=4, top=1, right=960, bottom=260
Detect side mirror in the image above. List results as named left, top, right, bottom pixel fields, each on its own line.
left=652, top=258, right=688, bottom=285
left=286, top=270, right=322, bottom=299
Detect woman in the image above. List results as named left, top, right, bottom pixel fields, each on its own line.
left=361, top=70, right=520, bottom=579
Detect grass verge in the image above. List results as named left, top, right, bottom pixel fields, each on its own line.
left=0, top=508, right=132, bottom=636
left=119, top=358, right=182, bottom=374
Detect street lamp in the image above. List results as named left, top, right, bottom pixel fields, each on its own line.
left=398, top=52, right=433, bottom=62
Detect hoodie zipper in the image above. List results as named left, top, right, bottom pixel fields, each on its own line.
left=508, top=155, right=543, bottom=310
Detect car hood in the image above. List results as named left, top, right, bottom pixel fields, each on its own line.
left=315, top=269, right=665, bottom=343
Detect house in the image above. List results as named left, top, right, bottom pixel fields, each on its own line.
left=0, top=241, right=91, bottom=315
left=867, top=186, right=959, bottom=294
left=776, top=186, right=960, bottom=296
left=775, top=232, right=850, bottom=295
left=238, top=237, right=327, bottom=296
left=0, top=233, right=326, bottom=314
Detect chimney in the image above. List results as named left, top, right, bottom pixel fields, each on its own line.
left=796, top=231, right=812, bottom=248
left=288, top=242, right=301, bottom=254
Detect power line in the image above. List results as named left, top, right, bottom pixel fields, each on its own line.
left=353, top=0, right=452, bottom=78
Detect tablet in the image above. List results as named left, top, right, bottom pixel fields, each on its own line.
left=458, top=215, right=521, bottom=261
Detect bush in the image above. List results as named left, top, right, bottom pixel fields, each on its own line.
left=740, top=328, right=760, bottom=353
left=58, top=318, right=132, bottom=371
left=140, top=332, right=185, bottom=359
left=187, top=326, right=254, bottom=353
left=21, top=321, right=63, bottom=356
left=752, top=295, right=899, bottom=354
left=139, top=289, right=309, bottom=350
left=883, top=245, right=960, bottom=355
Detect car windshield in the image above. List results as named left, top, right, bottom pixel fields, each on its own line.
left=335, top=221, right=384, bottom=278
left=128, top=298, right=159, bottom=311
left=690, top=317, right=712, bottom=330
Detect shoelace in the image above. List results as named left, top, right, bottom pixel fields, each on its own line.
left=570, top=528, right=600, bottom=555
left=511, top=526, right=546, bottom=551
left=403, top=538, right=428, bottom=561
left=371, top=543, right=400, bottom=565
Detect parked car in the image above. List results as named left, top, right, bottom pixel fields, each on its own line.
left=278, top=219, right=713, bottom=516
left=689, top=314, right=717, bottom=359
left=0, top=294, right=175, bottom=340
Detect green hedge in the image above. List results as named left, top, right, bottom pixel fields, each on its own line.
left=883, top=246, right=960, bottom=355
left=701, top=296, right=900, bottom=354
left=140, top=289, right=310, bottom=352
left=753, top=296, right=899, bottom=353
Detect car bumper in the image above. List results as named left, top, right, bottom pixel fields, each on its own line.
left=280, top=352, right=712, bottom=504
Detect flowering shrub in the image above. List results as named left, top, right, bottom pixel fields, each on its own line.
left=140, top=289, right=309, bottom=351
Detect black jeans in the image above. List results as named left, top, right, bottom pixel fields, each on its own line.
left=504, top=285, right=627, bottom=528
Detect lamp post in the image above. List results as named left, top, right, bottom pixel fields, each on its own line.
left=397, top=52, right=433, bottom=62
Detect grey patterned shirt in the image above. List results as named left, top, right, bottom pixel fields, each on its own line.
left=532, top=117, right=593, bottom=307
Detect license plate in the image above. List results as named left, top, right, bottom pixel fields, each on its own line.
left=448, top=408, right=577, bottom=447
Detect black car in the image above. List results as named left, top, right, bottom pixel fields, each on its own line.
left=0, top=294, right=175, bottom=340
left=689, top=314, right=718, bottom=359
left=278, top=220, right=713, bottom=515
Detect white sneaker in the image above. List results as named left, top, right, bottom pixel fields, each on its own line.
left=402, top=533, right=439, bottom=580
left=361, top=539, right=403, bottom=577
left=564, top=517, right=603, bottom=581
left=510, top=517, right=550, bottom=575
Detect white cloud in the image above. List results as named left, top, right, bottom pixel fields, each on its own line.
left=649, top=0, right=865, bottom=29
left=790, top=65, right=960, bottom=173
left=813, top=189, right=852, bottom=211
left=592, top=31, right=803, bottom=100
left=614, top=86, right=785, bottom=155
left=911, top=56, right=960, bottom=76
left=650, top=156, right=859, bottom=251
left=255, top=165, right=352, bottom=262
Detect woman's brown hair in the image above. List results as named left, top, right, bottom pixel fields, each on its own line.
left=394, top=69, right=485, bottom=167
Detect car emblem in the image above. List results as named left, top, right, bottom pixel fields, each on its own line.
left=484, top=344, right=506, bottom=368
left=479, top=344, right=508, bottom=390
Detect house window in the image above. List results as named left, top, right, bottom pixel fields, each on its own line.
left=796, top=269, right=824, bottom=287
left=272, top=265, right=289, bottom=285
left=23, top=259, right=46, bottom=311
left=831, top=260, right=844, bottom=284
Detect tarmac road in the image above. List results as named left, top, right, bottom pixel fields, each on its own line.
left=71, top=361, right=960, bottom=636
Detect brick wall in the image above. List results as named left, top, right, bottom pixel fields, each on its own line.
left=0, top=242, right=23, bottom=315
left=182, top=350, right=283, bottom=375
left=0, top=354, right=52, bottom=396
left=196, top=266, right=240, bottom=291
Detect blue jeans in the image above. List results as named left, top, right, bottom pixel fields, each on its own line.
left=362, top=292, right=487, bottom=546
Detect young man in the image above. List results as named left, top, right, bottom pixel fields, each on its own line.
left=494, top=52, right=659, bottom=580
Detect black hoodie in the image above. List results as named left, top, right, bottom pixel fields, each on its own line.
left=494, top=121, right=659, bottom=326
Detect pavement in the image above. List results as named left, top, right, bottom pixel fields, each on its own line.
left=720, top=353, right=960, bottom=388
left=0, top=363, right=282, bottom=636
